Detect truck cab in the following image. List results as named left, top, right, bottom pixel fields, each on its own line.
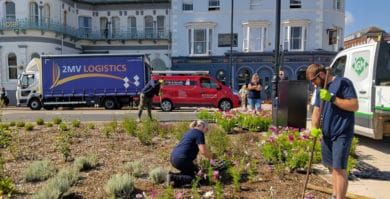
left=16, top=58, right=42, bottom=109
left=329, top=37, right=390, bottom=139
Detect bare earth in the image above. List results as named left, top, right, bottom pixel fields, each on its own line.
left=1, top=123, right=332, bottom=199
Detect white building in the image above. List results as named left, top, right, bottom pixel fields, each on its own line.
left=0, top=0, right=171, bottom=104
left=170, top=0, right=345, bottom=92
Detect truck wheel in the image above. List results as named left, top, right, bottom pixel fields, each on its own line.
left=104, top=98, right=116, bottom=110
left=160, top=100, right=173, bottom=112
left=29, top=99, right=42, bottom=110
left=219, top=100, right=232, bottom=111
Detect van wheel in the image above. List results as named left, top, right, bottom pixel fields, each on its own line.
left=104, top=98, right=116, bottom=109
left=160, top=100, right=173, bottom=112
left=29, top=99, right=42, bottom=110
left=219, top=100, right=232, bottom=111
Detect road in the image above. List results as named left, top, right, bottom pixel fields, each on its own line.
left=0, top=106, right=199, bottom=123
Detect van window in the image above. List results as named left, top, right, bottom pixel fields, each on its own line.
left=375, top=49, right=390, bottom=86
left=200, top=78, right=218, bottom=89
left=331, top=55, right=346, bottom=76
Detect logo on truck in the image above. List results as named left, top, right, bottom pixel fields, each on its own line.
left=50, top=63, right=134, bottom=89
left=352, top=56, right=369, bottom=76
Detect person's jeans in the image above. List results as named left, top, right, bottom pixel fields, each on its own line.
left=138, top=93, right=153, bottom=119
left=247, top=98, right=261, bottom=111
left=170, top=157, right=198, bottom=186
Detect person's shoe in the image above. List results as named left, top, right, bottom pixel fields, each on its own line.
left=165, top=173, right=174, bottom=187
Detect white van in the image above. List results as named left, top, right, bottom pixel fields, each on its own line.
left=329, top=37, right=390, bottom=139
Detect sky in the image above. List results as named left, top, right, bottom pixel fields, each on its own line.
left=344, top=0, right=390, bottom=36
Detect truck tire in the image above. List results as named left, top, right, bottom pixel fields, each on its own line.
left=104, top=98, right=116, bottom=110
left=160, top=99, right=173, bottom=112
left=219, top=99, right=232, bottom=111
left=29, top=99, right=42, bottom=110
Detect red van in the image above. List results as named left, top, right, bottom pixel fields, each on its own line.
left=152, top=71, right=240, bottom=111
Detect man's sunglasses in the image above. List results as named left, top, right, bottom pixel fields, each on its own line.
left=310, top=72, right=321, bottom=82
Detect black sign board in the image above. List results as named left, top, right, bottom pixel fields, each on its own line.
left=218, top=33, right=238, bottom=47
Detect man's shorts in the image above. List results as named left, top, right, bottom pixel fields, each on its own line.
left=321, top=135, right=353, bottom=169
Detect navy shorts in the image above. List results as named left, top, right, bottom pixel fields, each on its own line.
left=321, top=135, right=353, bottom=169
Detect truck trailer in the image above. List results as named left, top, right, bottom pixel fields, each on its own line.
left=16, top=54, right=150, bottom=110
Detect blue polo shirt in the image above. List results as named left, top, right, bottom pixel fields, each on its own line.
left=313, top=76, right=357, bottom=139
left=171, top=128, right=205, bottom=161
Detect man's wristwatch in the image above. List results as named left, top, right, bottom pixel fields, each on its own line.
left=330, top=94, right=336, bottom=103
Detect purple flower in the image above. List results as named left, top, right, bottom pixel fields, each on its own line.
left=136, top=193, right=143, bottom=198
left=210, top=159, right=216, bottom=166
left=288, top=134, right=294, bottom=141
left=304, top=193, right=315, bottom=199
left=225, top=150, right=232, bottom=156
left=267, top=165, right=274, bottom=172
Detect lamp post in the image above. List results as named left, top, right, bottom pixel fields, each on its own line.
left=272, top=0, right=281, bottom=126
left=229, top=0, right=234, bottom=88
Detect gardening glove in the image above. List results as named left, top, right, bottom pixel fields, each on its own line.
left=311, top=128, right=322, bottom=138
left=320, top=89, right=333, bottom=101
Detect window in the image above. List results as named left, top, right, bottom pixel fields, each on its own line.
left=30, top=2, right=39, bottom=25
left=216, top=70, right=226, bottom=85
left=290, top=0, right=301, bottom=9
left=8, top=53, right=17, bottom=80
left=144, top=15, right=154, bottom=38
left=111, top=17, right=120, bottom=38
left=283, top=20, right=309, bottom=51
left=100, top=17, right=108, bottom=38
left=183, top=0, right=193, bottom=11
left=6, top=1, right=16, bottom=22
left=157, top=16, right=165, bottom=38
left=186, top=22, right=216, bottom=56
left=31, top=53, right=40, bottom=60
left=127, top=16, right=137, bottom=38
left=42, top=4, right=50, bottom=24
left=78, top=16, right=92, bottom=37
left=331, top=56, right=346, bottom=77
left=209, top=0, right=220, bottom=11
left=334, top=0, right=343, bottom=10
left=250, top=0, right=262, bottom=9
left=242, top=21, right=269, bottom=52
left=238, top=68, right=251, bottom=86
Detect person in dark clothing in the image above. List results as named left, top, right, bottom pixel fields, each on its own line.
left=307, top=64, right=358, bottom=199
left=247, top=73, right=262, bottom=112
left=168, top=120, right=214, bottom=187
left=137, top=79, right=163, bottom=121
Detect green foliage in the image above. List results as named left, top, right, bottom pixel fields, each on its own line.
left=0, top=129, right=12, bottom=148
left=196, top=109, right=218, bottom=122
left=71, top=120, right=81, bottom=128
left=8, top=121, right=15, bottom=127
left=215, top=112, right=236, bottom=133
left=52, top=117, right=62, bottom=125
left=54, top=132, right=72, bottom=161
left=206, top=125, right=231, bottom=157
left=228, top=161, right=244, bottom=191
left=350, top=137, right=359, bottom=157
left=36, top=118, right=45, bottom=125
left=137, top=119, right=158, bottom=145
left=16, top=121, right=25, bottom=128
left=24, top=160, right=55, bottom=182
left=122, top=117, right=138, bottom=137
left=87, top=123, right=95, bottom=129
left=148, top=167, right=168, bottom=184
left=161, top=184, right=174, bottom=199
left=58, top=122, right=69, bottom=131
left=74, top=155, right=98, bottom=171
left=173, top=122, right=190, bottom=141
left=45, top=122, right=53, bottom=127
left=24, top=123, right=34, bottom=131
left=105, top=174, right=134, bottom=199
left=0, top=175, right=18, bottom=197
left=0, top=123, right=10, bottom=130
left=123, top=161, right=143, bottom=177
left=32, top=167, right=79, bottom=199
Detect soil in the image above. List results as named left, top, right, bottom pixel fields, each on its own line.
left=1, top=122, right=333, bottom=199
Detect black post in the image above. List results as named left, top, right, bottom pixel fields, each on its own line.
left=272, top=0, right=281, bottom=126
left=229, top=0, right=234, bottom=88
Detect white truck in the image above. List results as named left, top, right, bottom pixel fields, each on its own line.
left=329, top=36, right=390, bottom=139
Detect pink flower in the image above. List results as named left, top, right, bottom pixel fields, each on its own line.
left=288, top=134, right=294, bottom=141
left=283, top=150, right=288, bottom=157
left=136, top=193, right=143, bottom=198
left=210, top=159, right=216, bottom=166
left=150, top=190, right=157, bottom=199
left=213, top=170, right=219, bottom=181
left=267, top=165, right=274, bottom=172
left=197, top=170, right=203, bottom=176
left=245, top=162, right=250, bottom=169
left=176, top=193, right=183, bottom=199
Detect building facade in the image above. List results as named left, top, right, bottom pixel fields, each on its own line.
left=0, top=0, right=171, bottom=104
left=171, top=0, right=345, bottom=97
left=1, top=0, right=345, bottom=104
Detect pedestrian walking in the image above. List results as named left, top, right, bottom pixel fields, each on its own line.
left=137, top=79, right=163, bottom=121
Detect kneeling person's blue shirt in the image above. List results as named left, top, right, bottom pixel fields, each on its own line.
left=171, top=129, right=205, bottom=161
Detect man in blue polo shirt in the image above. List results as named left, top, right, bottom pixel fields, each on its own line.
left=306, top=64, right=358, bottom=199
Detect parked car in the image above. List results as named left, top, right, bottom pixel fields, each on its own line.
left=152, top=71, right=240, bottom=111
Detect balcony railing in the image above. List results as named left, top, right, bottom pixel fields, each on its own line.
left=0, top=18, right=170, bottom=41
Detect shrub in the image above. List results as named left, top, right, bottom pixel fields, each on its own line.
left=24, top=123, right=34, bottom=131
left=74, top=155, right=98, bottom=171
left=149, top=167, right=168, bottom=184
left=36, top=118, right=45, bottom=125
left=58, top=123, right=69, bottom=131
left=0, top=129, right=13, bottom=148
left=122, top=117, right=137, bottom=137
left=105, top=174, right=134, bottom=198
left=71, top=120, right=81, bottom=128
left=52, top=117, right=62, bottom=125
left=87, top=123, right=95, bottom=129
left=24, top=160, right=55, bottom=182
left=16, top=121, right=25, bottom=128
left=45, top=122, right=53, bottom=127
left=173, top=122, right=190, bottom=141
left=206, top=125, right=231, bottom=157
left=9, top=121, right=15, bottom=127
left=123, top=161, right=143, bottom=177
left=137, top=119, right=158, bottom=145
